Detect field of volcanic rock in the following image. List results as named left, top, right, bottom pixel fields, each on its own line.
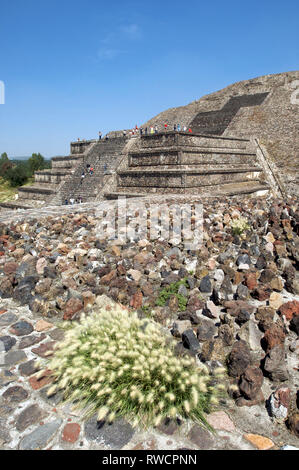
left=0, top=193, right=298, bottom=450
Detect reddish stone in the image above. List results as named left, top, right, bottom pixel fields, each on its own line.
left=279, top=300, right=299, bottom=321
left=0, top=309, right=7, bottom=315
left=62, top=423, right=81, bottom=443
left=28, top=369, right=53, bottom=390
left=244, top=272, right=258, bottom=290
left=130, top=290, right=143, bottom=309
left=263, top=324, right=285, bottom=352
left=252, top=287, right=271, bottom=301
left=63, top=298, right=83, bottom=320
left=32, top=341, right=56, bottom=358
left=117, top=264, right=126, bottom=276
left=3, top=262, right=18, bottom=274
left=99, top=269, right=117, bottom=285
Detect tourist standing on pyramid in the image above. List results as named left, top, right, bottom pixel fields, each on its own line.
left=98, top=131, right=102, bottom=140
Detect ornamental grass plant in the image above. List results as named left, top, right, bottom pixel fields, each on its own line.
left=36, top=304, right=225, bottom=429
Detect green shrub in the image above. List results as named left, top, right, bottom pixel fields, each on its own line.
left=3, top=163, right=30, bottom=186
left=156, top=278, right=189, bottom=311
left=35, top=305, right=225, bottom=429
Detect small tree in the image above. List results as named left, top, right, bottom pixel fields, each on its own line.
left=4, top=163, right=30, bottom=187
left=0, top=152, right=8, bottom=162
left=28, top=153, right=46, bottom=174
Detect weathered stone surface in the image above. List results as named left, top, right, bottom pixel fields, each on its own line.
left=227, top=340, right=251, bottom=377
left=84, top=415, right=134, bottom=449
left=19, top=419, right=62, bottom=450
left=19, top=359, right=38, bottom=377
left=2, top=386, right=29, bottom=403
left=4, top=350, right=27, bottom=366
left=9, top=320, right=34, bottom=336
left=0, top=313, right=18, bottom=327
left=187, top=424, right=215, bottom=449
left=16, top=404, right=45, bottom=432
left=263, top=324, right=286, bottom=352
left=197, top=318, right=217, bottom=342
left=206, top=411, right=235, bottom=432
left=239, top=366, right=264, bottom=400
left=263, top=345, right=289, bottom=382
left=31, top=341, right=56, bottom=358
left=287, top=413, right=299, bottom=438
left=0, top=335, right=16, bottom=352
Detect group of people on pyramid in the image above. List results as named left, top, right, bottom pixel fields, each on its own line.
left=123, top=122, right=193, bottom=137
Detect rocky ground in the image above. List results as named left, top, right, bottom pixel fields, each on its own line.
left=0, top=193, right=298, bottom=451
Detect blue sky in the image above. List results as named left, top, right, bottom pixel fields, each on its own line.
left=0, top=0, right=298, bottom=158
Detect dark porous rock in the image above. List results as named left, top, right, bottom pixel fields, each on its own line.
left=186, top=295, right=204, bottom=313
left=218, top=324, right=234, bottom=346
left=287, top=413, right=299, bottom=438
left=224, top=300, right=256, bottom=318
left=235, top=308, right=251, bottom=326
left=251, top=286, right=272, bottom=302
left=16, top=404, right=46, bottom=432
left=236, top=284, right=249, bottom=300
left=220, top=276, right=233, bottom=295
left=0, top=335, right=16, bottom=352
left=197, top=318, right=217, bottom=342
left=238, top=365, right=264, bottom=400
left=178, top=311, right=200, bottom=325
left=290, top=315, right=299, bottom=335
left=255, top=255, right=267, bottom=270
left=0, top=277, right=14, bottom=298
left=236, top=254, right=251, bottom=266
left=262, top=345, right=289, bottom=382
left=259, top=269, right=276, bottom=284
left=2, top=386, right=29, bottom=403
left=255, top=307, right=275, bottom=332
left=235, top=390, right=265, bottom=407
left=9, top=320, right=34, bottom=336
left=84, top=415, right=134, bottom=449
left=182, top=329, right=200, bottom=352
left=199, top=276, right=212, bottom=293
left=227, top=340, right=251, bottom=378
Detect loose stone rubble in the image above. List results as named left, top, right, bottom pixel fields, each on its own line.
left=0, top=193, right=298, bottom=450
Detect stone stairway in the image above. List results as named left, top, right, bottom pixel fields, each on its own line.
left=1, top=142, right=93, bottom=210
left=105, top=132, right=270, bottom=199
left=52, top=137, right=128, bottom=204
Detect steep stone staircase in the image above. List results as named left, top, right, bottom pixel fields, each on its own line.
left=54, top=137, right=127, bottom=204
left=105, top=132, right=270, bottom=199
